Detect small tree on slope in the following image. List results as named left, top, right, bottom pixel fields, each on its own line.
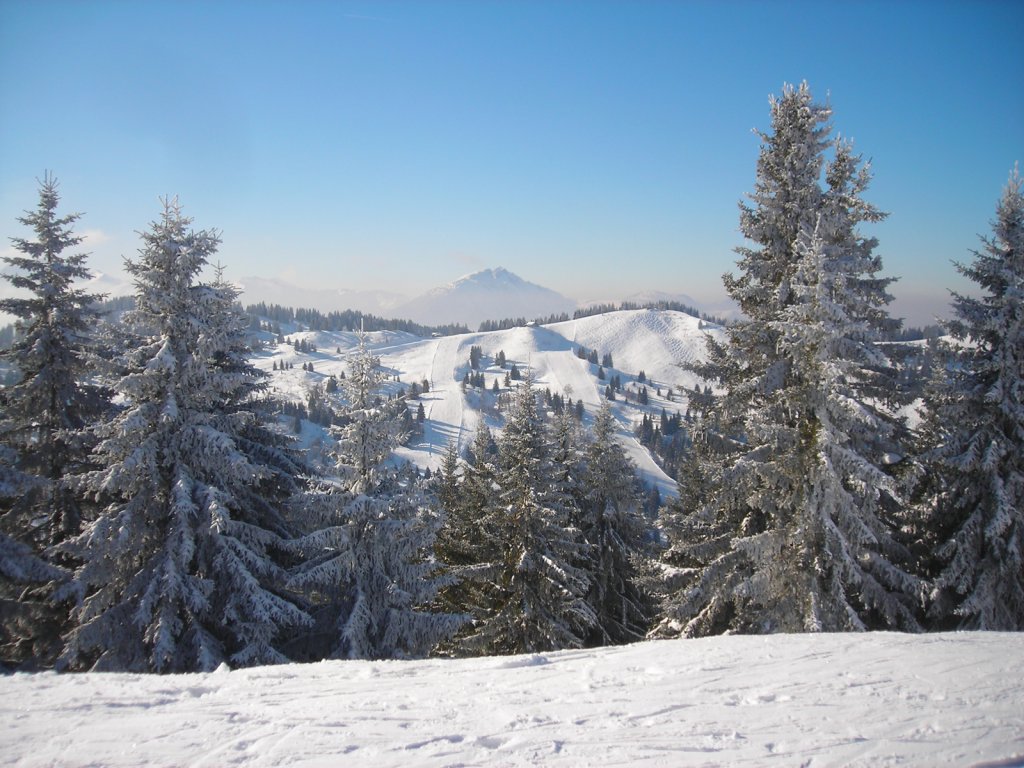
left=672, top=85, right=920, bottom=635
left=0, top=175, right=107, bottom=667
left=60, top=201, right=310, bottom=672
left=917, top=169, right=1024, bottom=630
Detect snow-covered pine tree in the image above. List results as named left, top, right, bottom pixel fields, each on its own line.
left=672, top=85, right=920, bottom=635
left=0, top=174, right=107, bottom=544
left=647, top=415, right=731, bottom=638
left=334, top=334, right=406, bottom=493
left=289, top=336, right=460, bottom=660
left=548, top=406, right=585, bottom=522
left=59, top=200, right=311, bottom=672
left=578, top=402, right=652, bottom=645
left=918, top=168, right=1024, bottom=630
left=434, top=421, right=502, bottom=648
left=337, top=482, right=463, bottom=660
left=0, top=174, right=107, bottom=668
left=435, top=440, right=462, bottom=516
left=433, top=437, right=483, bottom=596
left=0, top=446, right=65, bottom=668
left=461, top=373, right=595, bottom=655
left=728, top=83, right=830, bottom=316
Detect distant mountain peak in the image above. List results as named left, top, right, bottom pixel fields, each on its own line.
left=448, top=266, right=527, bottom=290
left=395, top=267, right=576, bottom=329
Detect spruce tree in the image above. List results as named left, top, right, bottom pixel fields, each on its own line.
left=0, top=175, right=107, bottom=668
left=290, top=336, right=460, bottom=660
left=0, top=446, right=64, bottom=668
left=578, top=402, right=652, bottom=644
left=60, top=201, right=311, bottom=672
left=434, top=420, right=502, bottom=640
left=918, top=169, right=1024, bottom=630
left=0, top=174, right=106, bottom=545
left=672, top=84, right=920, bottom=635
left=434, top=442, right=462, bottom=531
left=462, top=375, right=595, bottom=654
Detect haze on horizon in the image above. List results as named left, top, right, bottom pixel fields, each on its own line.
left=1, top=0, right=1022, bottom=328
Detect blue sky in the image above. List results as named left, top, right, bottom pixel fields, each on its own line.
left=1, top=0, right=1021, bottom=325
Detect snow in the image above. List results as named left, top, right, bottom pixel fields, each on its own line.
left=255, top=309, right=723, bottom=500
left=2, top=632, right=1021, bottom=767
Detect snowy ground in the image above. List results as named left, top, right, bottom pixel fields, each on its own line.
left=2, top=632, right=1021, bottom=767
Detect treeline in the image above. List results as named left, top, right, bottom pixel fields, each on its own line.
left=475, top=301, right=726, bottom=334
left=478, top=313, right=571, bottom=332
left=244, top=302, right=469, bottom=337
left=573, top=300, right=730, bottom=326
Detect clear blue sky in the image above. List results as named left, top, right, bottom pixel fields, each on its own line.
left=1, top=0, right=1021, bottom=325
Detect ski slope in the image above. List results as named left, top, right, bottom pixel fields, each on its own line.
left=2, top=632, right=1021, bottom=767
left=252, top=310, right=724, bottom=499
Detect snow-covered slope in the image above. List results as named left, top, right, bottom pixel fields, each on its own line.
left=253, top=309, right=724, bottom=498
left=394, top=267, right=576, bottom=330
left=2, top=632, right=1020, bottom=767
left=547, top=308, right=721, bottom=392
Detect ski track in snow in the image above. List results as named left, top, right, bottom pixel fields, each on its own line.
left=2, top=633, right=1021, bottom=767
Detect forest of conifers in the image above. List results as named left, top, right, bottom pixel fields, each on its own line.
left=1, top=83, right=1021, bottom=674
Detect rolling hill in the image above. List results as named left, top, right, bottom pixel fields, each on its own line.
left=251, top=308, right=725, bottom=499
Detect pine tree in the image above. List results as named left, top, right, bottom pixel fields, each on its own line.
left=434, top=424, right=500, bottom=645
left=917, top=169, right=1024, bottom=630
left=290, top=336, right=460, bottom=660
left=334, top=335, right=406, bottom=493
left=670, top=84, right=920, bottom=636
left=335, top=484, right=462, bottom=660
left=59, top=201, right=311, bottom=672
left=435, top=441, right=462, bottom=523
left=0, top=174, right=107, bottom=545
left=0, top=175, right=107, bottom=668
left=0, top=446, right=65, bottom=668
left=579, top=403, right=652, bottom=644
left=462, top=374, right=595, bottom=654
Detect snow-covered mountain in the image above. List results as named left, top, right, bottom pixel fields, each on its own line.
left=2, top=631, right=1019, bottom=767
left=394, top=267, right=577, bottom=330
left=236, top=276, right=406, bottom=315
left=250, top=308, right=725, bottom=500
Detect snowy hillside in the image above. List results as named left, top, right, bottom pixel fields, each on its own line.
left=254, top=309, right=723, bottom=499
left=394, top=267, right=577, bottom=329
left=3, top=632, right=1021, bottom=767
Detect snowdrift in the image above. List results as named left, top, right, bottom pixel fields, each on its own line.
left=2, top=632, right=1021, bottom=767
